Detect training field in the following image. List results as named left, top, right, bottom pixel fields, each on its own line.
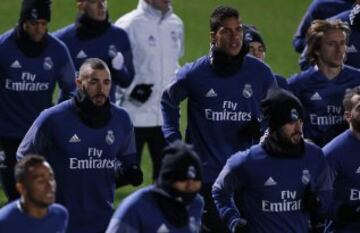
left=0, top=0, right=311, bottom=206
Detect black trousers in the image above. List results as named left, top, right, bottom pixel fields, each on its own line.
left=200, top=183, right=230, bottom=233
left=0, top=137, right=21, bottom=202
left=134, top=126, right=166, bottom=180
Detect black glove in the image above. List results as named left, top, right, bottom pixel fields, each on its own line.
left=302, top=185, right=321, bottom=213
left=334, top=204, right=360, bottom=229
left=232, top=219, right=249, bottom=233
left=115, top=165, right=143, bottom=187
left=240, top=117, right=261, bottom=141
left=130, top=84, right=153, bottom=103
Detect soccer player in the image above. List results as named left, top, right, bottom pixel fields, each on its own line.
left=17, top=58, right=142, bottom=233
left=299, top=1, right=360, bottom=70
left=0, top=0, right=76, bottom=201
left=244, top=26, right=288, bottom=90
left=161, top=6, right=275, bottom=233
left=0, top=155, right=68, bottom=233
left=106, top=141, right=204, bottom=233
left=54, top=0, right=134, bottom=101
left=292, top=0, right=355, bottom=53
left=213, top=89, right=332, bottom=233
left=288, top=19, right=360, bottom=147
left=114, top=0, right=184, bottom=180
left=323, top=86, right=360, bottom=232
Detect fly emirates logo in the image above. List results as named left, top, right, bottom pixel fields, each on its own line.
left=5, top=72, right=49, bottom=91
left=205, top=100, right=251, bottom=122
left=262, top=190, right=302, bottom=212
left=69, top=147, right=118, bottom=170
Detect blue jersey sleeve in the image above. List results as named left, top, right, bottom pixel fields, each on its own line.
left=161, top=64, right=191, bottom=143
left=293, top=1, right=319, bottom=53
left=212, top=151, right=248, bottom=232
left=116, top=111, right=137, bottom=166
left=111, top=33, right=135, bottom=89
left=105, top=195, right=142, bottom=233
left=56, top=43, right=76, bottom=102
left=313, top=155, right=335, bottom=217
left=105, top=218, right=140, bottom=233
left=16, top=111, right=51, bottom=160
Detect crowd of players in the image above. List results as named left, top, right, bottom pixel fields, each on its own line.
left=0, top=0, right=360, bottom=233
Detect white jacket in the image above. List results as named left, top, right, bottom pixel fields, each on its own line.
left=115, top=0, right=184, bottom=127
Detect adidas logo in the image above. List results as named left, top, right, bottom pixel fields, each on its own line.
left=356, top=166, right=360, bottom=174
left=10, top=60, right=22, bottom=68
left=264, top=177, right=277, bottom=186
left=205, top=88, right=217, bottom=97
left=76, top=50, right=88, bottom=59
left=310, top=92, right=322, bottom=101
left=69, top=134, right=81, bottom=143
left=157, top=224, right=169, bottom=233
left=347, top=44, right=358, bottom=53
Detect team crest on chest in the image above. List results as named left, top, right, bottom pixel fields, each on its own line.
left=43, top=57, right=53, bottom=70
left=108, top=44, right=117, bottom=58
left=301, top=169, right=311, bottom=185
left=105, top=130, right=115, bottom=145
left=242, top=84, right=253, bottom=98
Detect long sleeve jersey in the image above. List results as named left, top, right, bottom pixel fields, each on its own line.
left=323, top=129, right=360, bottom=233
left=0, top=200, right=68, bottom=233
left=54, top=24, right=134, bottom=101
left=106, top=186, right=203, bottom=233
left=213, top=143, right=333, bottom=233
left=161, top=55, right=275, bottom=184
left=288, top=65, right=360, bottom=146
left=0, top=29, right=76, bottom=138
left=17, top=99, right=137, bottom=233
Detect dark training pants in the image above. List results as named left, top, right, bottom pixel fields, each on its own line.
left=0, top=137, right=21, bottom=202
left=134, top=126, right=166, bottom=180
left=200, top=183, right=230, bottom=233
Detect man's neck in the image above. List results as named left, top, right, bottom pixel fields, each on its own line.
left=316, top=63, right=342, bottom=80
left=350, top=126, right=360, bottom=141
left=19, top=199, right=49, bottom=218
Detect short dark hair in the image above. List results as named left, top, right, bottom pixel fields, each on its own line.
left=78, top=58, right=109, bottom=80
left=306, top=19, right=350, bottom=64
left=343, top=86, right=360, bottom=111
left=15, top=155, right=47, bottom=183
left=210, top=6, right=240, bottom=32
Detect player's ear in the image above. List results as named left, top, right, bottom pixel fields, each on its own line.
left=210, top=32, right=216, bottom=44
left=344, top=110, right=351, bottom=124
left=16, top=182, right=25, bottom=196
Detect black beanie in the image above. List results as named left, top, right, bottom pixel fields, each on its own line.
left=158, top=141, right=202, bottom=185
left=244, top=26, right=266, bottom=51
left=261, top=89, right=304, bottom=131
left=19, top=0, right=52, bottom=23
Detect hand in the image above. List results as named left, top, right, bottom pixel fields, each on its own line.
left=127, top=164, right=143, bottom=186
left=240, top=117, right=261, bottom=140
left=232, top=218, right=249, bottom=233
left=111, top=52, right=124, bottom=70
left=302, top=185, right=321, bottom=213
left=130, top=83, right=154, bottom=103
left=115, top=164, right=143, bottom=187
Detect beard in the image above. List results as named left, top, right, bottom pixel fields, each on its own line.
left=351, top=117, right=360, bottom=133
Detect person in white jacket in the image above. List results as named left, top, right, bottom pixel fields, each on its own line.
left=115, top=0, right=184, bottom=180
